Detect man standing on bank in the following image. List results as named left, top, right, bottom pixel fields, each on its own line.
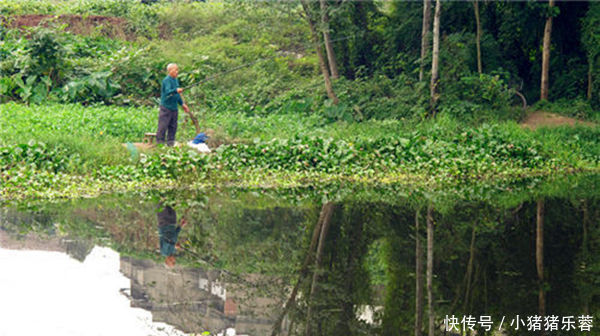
left=157, top=63, right=190, bottom=146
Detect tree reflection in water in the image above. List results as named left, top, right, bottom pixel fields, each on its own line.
left=0, top=174, right=598, bottom=335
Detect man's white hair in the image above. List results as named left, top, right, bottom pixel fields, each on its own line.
left=167, top=63, right=178, bottom=72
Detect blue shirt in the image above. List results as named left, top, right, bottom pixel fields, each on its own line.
left=160, top=75, right=183, bottom=111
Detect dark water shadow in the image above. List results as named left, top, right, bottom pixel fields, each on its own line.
left=1, top=173, right=599, bottom=335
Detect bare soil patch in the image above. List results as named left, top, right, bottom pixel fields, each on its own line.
left=520, top=111, right=596, bottom=130
left=4, top=14, right=131, bottom=40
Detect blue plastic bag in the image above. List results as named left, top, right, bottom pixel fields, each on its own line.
left=192, top=132, right=209, bottom=144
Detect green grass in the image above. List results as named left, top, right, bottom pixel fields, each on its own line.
left=2, top=102, right=599, bottom=162
left=0, top=102, right=154, bottom=143
left=1, top=102, right=599, bottom=202
left=0, top=103, right=152, bottom=169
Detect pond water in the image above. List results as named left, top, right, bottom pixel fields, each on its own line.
left=0, top=174, right=599, bottom=336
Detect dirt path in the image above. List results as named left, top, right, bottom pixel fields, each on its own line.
left=520, top=111, right=596, bottom=130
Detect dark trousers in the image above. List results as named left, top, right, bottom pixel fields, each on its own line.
left=157, top=105, right=178, bottom=146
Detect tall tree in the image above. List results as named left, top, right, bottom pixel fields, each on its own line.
left=540, top=0, right=556, bottom=100
left=588, top=56, right=594, bottom=102
left=419, top=0, right=432, bottom=82
left=536, top=200, right=546, bottom=319
left=415, top=209, right=424, bottom=336
left=430, top=0, right=441, bottom=117
left=474, top=0, right=482, bottom=74
left=301, top=0, right=339, bottom=105
left=270, top=202, right=333, bottom=336
left=305, top=202, right=335, bottom=336
left=426, top=206, right=435, bottom=336
left=582, top=3, right=600, bottom=102
left=319, top=0, right=339, bottom=79
left=581, top=200, right=590, bottom=315
left=463, top=221, right=477, bottom=312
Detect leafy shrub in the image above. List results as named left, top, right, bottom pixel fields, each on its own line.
left=62, top=71, right=120, bottom=103
left=0, top=141, right=77, bottom=173
left=0, top=26, right=69, bottom=104
left=440, top=73, right=521, bottom=123
left=24, top=25, right=66, bottom=78
left=309, top=75, right=429, bottom=122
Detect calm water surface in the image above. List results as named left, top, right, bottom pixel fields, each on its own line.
left=1, top=175, right=599, bottom=336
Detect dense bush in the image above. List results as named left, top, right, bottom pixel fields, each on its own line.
left=0, top=27, right=126, bottom=104
left=439, top=73, right=522, bottom=123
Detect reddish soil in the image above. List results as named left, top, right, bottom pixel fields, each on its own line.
left=520, top=111, right=596, bottom=130
left=3, top=14, right=131, bottom=39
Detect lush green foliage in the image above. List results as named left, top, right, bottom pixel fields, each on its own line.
left=0, top=102, right=153, bottom=143
left=0, top=26, right=154, bottom=105
left=1, top=103, right=599, bottom=202
left=0, top=1, right=315, bottom=108
left=1, top=3, right=599, bottom=335
left=1, top=0, right=599, bottom=202
left=0, top=0, right=566, bottom=123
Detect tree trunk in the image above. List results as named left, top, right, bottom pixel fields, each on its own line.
left=337, top=213, right=365, bottom=335
left=514, top=90, right=528, bottom=110
left=426, top=206, right=434, bottom=336
left=540, top=0, right=555, bottom=101
left=474, top=0, right=482, bottom=74
left=583, top=200, right=589, bottom=252
left=588, top=60, right=593, bottom=101
left=319, top=0, right=339, bottom=79
left=305, top=202, right=335, bottom=336
left=415, top=209, right=424, bottom=336
left=536, top=200, right=545, bottom=320
left=419, top=0, right=432, bottom=82
left=301, top=0, right=339, bottom=105
left=468, top=261, right=482, bottom=315
left=483, top=267, right=488, bottom=312
left=271, top=202, right=334, bottom=336
left=463, top=221, right=476, bottom=312
left=582, top=200, right=590, bottom=315
left=430, top=0, right=442, bottom=117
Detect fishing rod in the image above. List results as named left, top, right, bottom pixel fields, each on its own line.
left=170, top=30, right=366, bottom=95
left=168, top=30, right=365, bottom=133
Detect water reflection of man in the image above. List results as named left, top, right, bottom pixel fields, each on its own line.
left=157, top=203, right=187, bottom=268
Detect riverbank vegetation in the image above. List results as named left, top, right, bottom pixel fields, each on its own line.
left=2, top=3, right=599, bottom=336
left=1, top=101, right=599, bottom=201
left=1, top=0, right=599, bottom=202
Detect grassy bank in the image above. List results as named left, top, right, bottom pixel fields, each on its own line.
left=1, top=102, right=599, bottom=202
left=1, top=0, right=599, bottom=202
